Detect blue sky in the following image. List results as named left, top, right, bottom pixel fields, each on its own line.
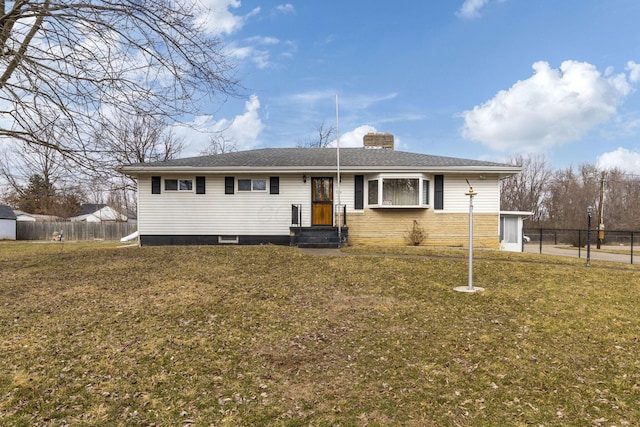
left=179, top=0, right=640, bottom=172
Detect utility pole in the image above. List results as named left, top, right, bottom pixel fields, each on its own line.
left=597, top=171, right=605, bottom=249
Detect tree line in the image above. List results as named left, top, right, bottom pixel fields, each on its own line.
left=500, top=154, right=640, bottom=232
left=3, top=1, right=633, bottom=231
left=0, top=0, right=241, bottom=216
left=0, top=1, right=339, bottom=216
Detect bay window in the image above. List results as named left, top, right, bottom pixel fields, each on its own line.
left=368, top=179, right=379, bottom=204
left=368, top=175, right=430, bottom=208
left=383, top=178, right=419, bottom=205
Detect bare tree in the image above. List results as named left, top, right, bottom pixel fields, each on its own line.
left=296, top=122, right=336, bottom=148
left=3, top=171, right=83, bottom=217
left=200, top=133, right=238, bottom=155
left=96, top=110, right=184, bottom=172
left=0, top=0, right=238, bottom=168
left=91, top=109, right=185, bottom=215
left=500, top=153, right=552, bottom=222
left=545, top=164, right=600, bottom=229
left=0, top=143, right=63, bottom=194
left=0, top=124, right=84, bottom=209
left=597, top=169, right=640, bottom=231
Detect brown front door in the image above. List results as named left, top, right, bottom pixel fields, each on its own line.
left=311, top=177, right=333, bottom=226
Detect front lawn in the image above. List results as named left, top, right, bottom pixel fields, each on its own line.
left=1, top=242, right=639, bottom=425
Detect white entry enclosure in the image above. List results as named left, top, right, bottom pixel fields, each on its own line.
left=499, top=211, right=532, bottom=252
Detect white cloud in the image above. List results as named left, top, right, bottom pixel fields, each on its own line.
left=596, top=147, right=640, bottom=174
left=223, top=94, right=265, bottom=144
left=196, top=0, right=260, bottom=35
left=176, top=94, right=264, bottom=156
left=328, top=125, right=377, bottom=148
left=287, top=91, right=397, bottom=111
left=227, top=44, right=271, bottom=69
left=456, top=0, right=491, bottom=19
left=289, top=90, right=336, bottom=105
left=228, top=36, right=296, bottom=69
left=275, top=4, right=295, bottom=14
left=246, top=36, right=280, bottom=45
left=344, top=93, right=398, bottom=109
left=461, top=60, right=634, bottom=152
left=627, top=61, right=640, bottom=83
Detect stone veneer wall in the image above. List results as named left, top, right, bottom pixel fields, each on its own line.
left=346, top=209, right=499, bottom=248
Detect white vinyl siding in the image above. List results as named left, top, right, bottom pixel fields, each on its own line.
left=136, top=173, right=502, bottom=237
left=337, top=175, right=355, bottom=212
left=0, top=218, right=16, bottom=240
left=138, top=174, right=309, bottom=235
left=440, top=176, right=500, bottom=213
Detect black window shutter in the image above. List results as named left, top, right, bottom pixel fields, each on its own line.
left=354, top=175, right=364, bottom=209
left=270, top=176, right=279, bottom=194
left=151, top=176, right=161, bottom=194
left=225, top=176, right=234, bottom=194
left=434, top=175, right=444, bottom=210
left=196, top=176, right=206, bottom=194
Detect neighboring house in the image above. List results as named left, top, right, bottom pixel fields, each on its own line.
left=29, top=214, right=65, bottom=222
left=70, top=204, right=128, bottom=222
left=13, top=210, right=37, bottom=222
left=0, top=204, right=17, bottom=240
left=14, top=211, right=65, bottom=222
left=119, top=133, right=521, bottom=248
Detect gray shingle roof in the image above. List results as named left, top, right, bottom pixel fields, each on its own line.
left=80, top=203, right=107, bottom=216
left=0, top=204, right=16, bottom=220
left=121, top=148, right=517, bottom=172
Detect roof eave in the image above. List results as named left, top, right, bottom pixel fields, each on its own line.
left=119, top=165, right=522, bottom=175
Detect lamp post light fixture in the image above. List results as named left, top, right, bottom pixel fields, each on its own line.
left=587, top=206, right=593, bottom=267
left=454, top=184, right=484, bottom=293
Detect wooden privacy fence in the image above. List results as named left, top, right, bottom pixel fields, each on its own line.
left=17, top=222, right=138, bottom=241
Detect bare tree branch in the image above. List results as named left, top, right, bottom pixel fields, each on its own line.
left=200, top=132, right=237, bottom=155
left=500, top=153, right=552, bottom=222
left=296, top=121, right=336, bottom=148
left=0, top=0, right=239, bottom=169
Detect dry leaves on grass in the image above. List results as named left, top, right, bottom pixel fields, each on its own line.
left=1, top=243, right=639, bottom=425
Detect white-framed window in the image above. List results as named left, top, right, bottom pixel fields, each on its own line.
left=238, top=178, right=267, bottom=192
left=368, top=179, right=379, bottom=204
left=423, top=179, right=430, bottom=205
left=164, top=179, right=193, bottom=192
left=367, top=175, right=430, bottom=208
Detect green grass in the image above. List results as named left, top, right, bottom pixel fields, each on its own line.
left=1, top=241, right=639, bottom=426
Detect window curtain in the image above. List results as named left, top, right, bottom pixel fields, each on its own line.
left=382, top=179, right=419, bottom=205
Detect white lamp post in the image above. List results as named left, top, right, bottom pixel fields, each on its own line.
left=587, top=206, right=593, bottom=267
left=455, top=184, right=485, bottom=293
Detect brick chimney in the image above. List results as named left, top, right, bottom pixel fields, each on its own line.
left=363, top=132, right=394, bottom=150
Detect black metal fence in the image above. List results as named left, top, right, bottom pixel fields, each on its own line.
left=17, top=221, right=137, bottom=242
left=524, top=227, right=638, bottom=264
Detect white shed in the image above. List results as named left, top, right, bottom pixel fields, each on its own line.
left=499, top=211, right=533, bottom=252
left=0, top=205, right=17, bottom=240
